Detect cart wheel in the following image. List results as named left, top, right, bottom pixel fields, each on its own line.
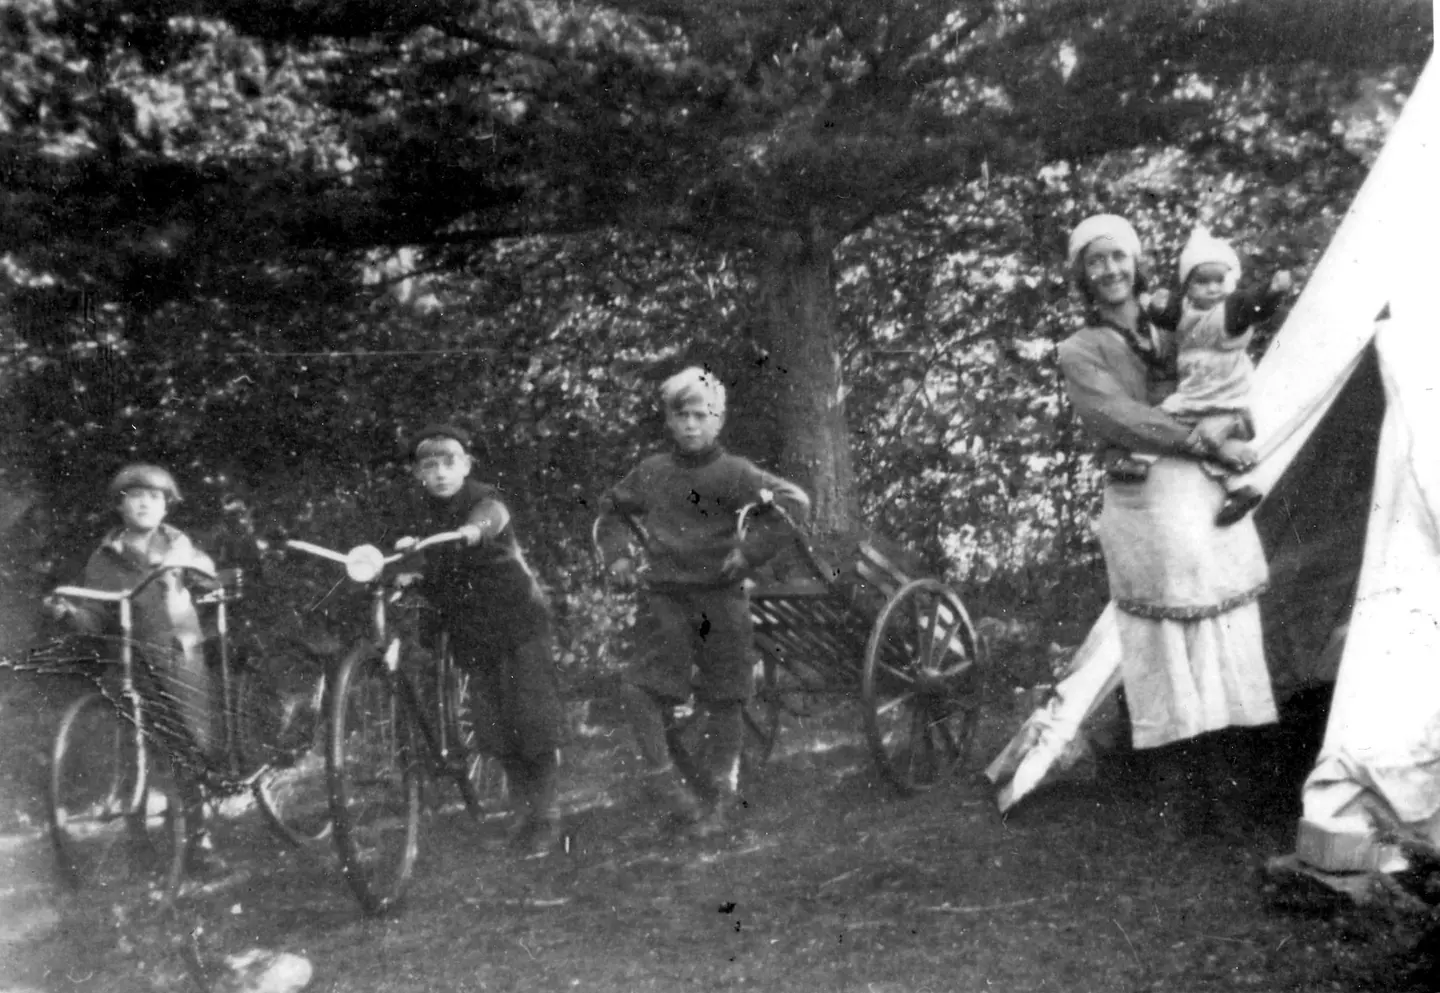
left=49, top=691, right=186, bottom=898
left=327, top=643, right=421, bottom=916
left=861, top=579, right=983, bottom=796
left=239, top=664, right=333, bottom=847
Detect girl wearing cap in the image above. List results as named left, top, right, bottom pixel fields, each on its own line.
left=1056, top=215, right=1277, bottom=833
left=44, top=463, right=223, bottom=868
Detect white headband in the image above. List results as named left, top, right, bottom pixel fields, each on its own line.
left=1067, top=214, right=1141, bottom=270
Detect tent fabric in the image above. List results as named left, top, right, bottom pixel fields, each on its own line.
left=1256, top=347, right=1380, bottom=697
left=1294, top=315, right=1440, bottom=872
left=987, top=54, right=1440, bottom=872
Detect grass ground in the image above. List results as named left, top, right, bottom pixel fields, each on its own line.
left=3, top=673, right=1439, bottom=993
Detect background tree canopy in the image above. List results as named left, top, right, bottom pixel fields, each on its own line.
left=0, top=0, right=1431, bottom=665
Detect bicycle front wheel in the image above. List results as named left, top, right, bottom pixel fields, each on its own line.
left=49, top=691, right=186, bottom=897
left=327, top=644, right=420, bottom=916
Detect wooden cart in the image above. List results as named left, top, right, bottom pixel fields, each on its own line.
left=595, top=500, right=987, bottom=796
left=741, top=503, right=987, bottom=795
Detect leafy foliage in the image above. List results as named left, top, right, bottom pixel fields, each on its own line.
left=1, top=0, right=1430, bottom=670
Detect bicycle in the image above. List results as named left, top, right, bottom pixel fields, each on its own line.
left=285, top=532, right=509, bottom=916
left=44, top=564, right=331, bottom=902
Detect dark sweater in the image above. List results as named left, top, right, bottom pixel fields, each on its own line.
left=385, top=479, right=550, bottom=644
left=595, top=445, right=810, bottom=589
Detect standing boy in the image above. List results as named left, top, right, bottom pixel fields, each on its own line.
left=386, top=423, right=564, bottom=858
left=595, top=368, right=810, bottom=838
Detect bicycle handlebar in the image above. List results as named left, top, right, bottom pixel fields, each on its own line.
left=50, top=563, right=220, bottom=606
left=593, top=489, right=807, bottom=588
left=285, top=530, right=470, bottom=584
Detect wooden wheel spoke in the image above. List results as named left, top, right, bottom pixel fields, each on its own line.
left=920, top=597, right=947, bottom=670
left=874, top=691, right=914, bottom=719
left=872, top=658, right=917, bottom=688
left=908, top=596, right=926, bottom=654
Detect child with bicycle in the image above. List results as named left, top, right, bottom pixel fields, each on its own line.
left=385, top=423, right=565, bottom=859
left=595, top=367, right=810, bottom=839
left=43, top=463, right=223, bottom=870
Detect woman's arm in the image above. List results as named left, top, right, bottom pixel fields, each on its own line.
left=1058, top=334, right=1199, bottom=456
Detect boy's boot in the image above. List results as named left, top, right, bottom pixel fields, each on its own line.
left=494, top=760, right=540, bottom=851
left=689, top=702, right=743, bottom=840
left=1216, top=484, right=1264, bottom=527
left=515, top=751, right=561, bottom=860
left=619, top=684, right=702, bottom=823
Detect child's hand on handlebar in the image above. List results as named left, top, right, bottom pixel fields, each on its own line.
left=607, top=557, right=638, bottom=589
left=394, top=536, right=418, bottom=552
left=459, top=524, right=485, bottom=545
left=42, top=595, right=74, bottom=620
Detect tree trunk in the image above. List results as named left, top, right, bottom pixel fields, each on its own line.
left=753, top=225, right=858, bottom=535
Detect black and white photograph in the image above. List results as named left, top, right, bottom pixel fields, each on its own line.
left=1, top=1, right=1436, bottom=990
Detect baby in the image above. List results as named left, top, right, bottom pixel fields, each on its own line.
left=1109, top=227, right=1292, bottom=527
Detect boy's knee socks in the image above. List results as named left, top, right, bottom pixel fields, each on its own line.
left=520, top=751, right=560, bottom=821
left=618, top=683, right=675, bottom=771
left=699, top=701, right=743, bottom=795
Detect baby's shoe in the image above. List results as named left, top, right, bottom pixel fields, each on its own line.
left=1216, top=485, right=1264, bottom=527
left=1105, top=456, right=1151, bottom=484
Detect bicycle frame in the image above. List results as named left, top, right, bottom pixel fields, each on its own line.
left=286, top=533, right=483, bottom=809
left=45, top=562, right=236, bottom=898
left=51, top=564, right=229, bottom=775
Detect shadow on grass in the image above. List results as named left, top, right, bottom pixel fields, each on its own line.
left=7, top=690, right=1440, bottom=993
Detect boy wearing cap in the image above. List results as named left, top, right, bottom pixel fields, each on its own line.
left=594, top=368, right=810, bottom=839
left=1111, top=227, right=1292, bottom=526
left=45, top=463, right=222, bottom=868
left=385, top=424, right=564, bottom=858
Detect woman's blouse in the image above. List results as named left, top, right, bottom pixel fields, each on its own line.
left=1057, top=322, right=1193, bottom=459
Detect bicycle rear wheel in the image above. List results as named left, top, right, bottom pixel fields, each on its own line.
left=49, top=691, right=186, bottom=897
left=447, top=667, right=509, bottom=816
left=327, top=643, right=420, bottom=916
left=236, top=664, right=332, bottom=846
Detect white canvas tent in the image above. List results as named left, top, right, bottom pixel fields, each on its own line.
left=986, top=54, right=1440, bottom=876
